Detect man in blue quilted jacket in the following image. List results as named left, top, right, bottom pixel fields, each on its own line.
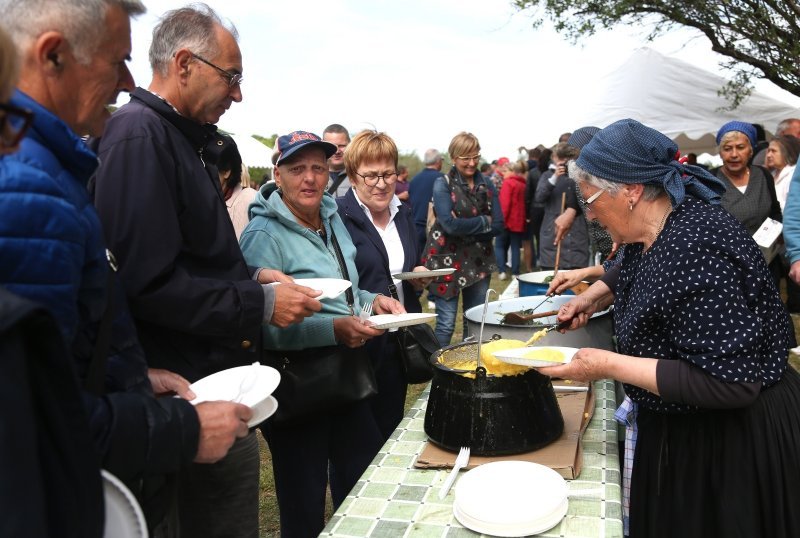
left=0, top=0, right=253, bottom=534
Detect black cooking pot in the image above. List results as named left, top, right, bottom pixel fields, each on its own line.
left=424, top=337, right=564, bottom=456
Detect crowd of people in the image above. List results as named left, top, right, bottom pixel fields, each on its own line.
left=1, top=1, right=799, bottom=538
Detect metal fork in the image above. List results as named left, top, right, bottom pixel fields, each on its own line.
left=359, top=300, right=373, bottom=321
left=438, top=446, right=470, bottom=499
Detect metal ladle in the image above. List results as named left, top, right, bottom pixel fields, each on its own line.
left=476, top=288, right=497, bottom=371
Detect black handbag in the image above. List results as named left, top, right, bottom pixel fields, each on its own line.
left=266, top=344, right=376, bottom=426
left=265, top=229, right=377, bottom=426
left=383, top=272, right=436, bottom=384
left=393, top=320, right=438, bottom=384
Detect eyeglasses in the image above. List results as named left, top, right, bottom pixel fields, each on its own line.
left=355, top=171, right=398, bottom=186
left=190, top=52, right=243, bottom=87
left=456, top=154, right=481, bottom=163
left=578, top=188, right=605, bottom=211
left=0, top=103, right=34, bottom=148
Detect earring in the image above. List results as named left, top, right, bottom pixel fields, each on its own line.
left=629, top=200, right=634, bottom=211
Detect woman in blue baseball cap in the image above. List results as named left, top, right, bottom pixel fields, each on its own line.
left=240, top=130, right=405, bottom=537
left=538, top=118, right=800, bottom=537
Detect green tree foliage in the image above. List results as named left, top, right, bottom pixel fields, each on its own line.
left=512, top=0, right=800, bottom=107
left=399, top=151, right=424, bottom=178
left=253, top=133, right=278, bottom=148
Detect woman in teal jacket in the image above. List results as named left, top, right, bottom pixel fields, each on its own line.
left=240, top=131, right=404, bottom=538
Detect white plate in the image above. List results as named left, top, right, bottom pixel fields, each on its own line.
left=189, top=364, right=281, bottom=409
left=102, top=470, right=148, bottom=538
left=292, top=278, right=351, bottom=299
left=367, top=312, right=437, bottom=329
left=453, top=461, right=568, bottom=537
left=392, top=268, right=456, bottom=280
left=492, top=346, right=578, bottom=368
left=248, top=395, right=278, bottom=428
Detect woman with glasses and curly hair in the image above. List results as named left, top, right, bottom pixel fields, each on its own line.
left=422, top=132, right=504, bottom=346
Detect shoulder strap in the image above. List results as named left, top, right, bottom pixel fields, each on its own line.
left=329, top=229, right=356, bottom=313
left=375, top=248, right=400, bottom=301
left=327, top=173, right=346, bottom=195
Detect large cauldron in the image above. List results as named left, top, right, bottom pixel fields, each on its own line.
left=424, top=338, right=564, bottom=456
left=464, top=295, right=614, bottom=350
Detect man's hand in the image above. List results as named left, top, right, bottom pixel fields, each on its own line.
left=193, top=401, right=252, bottom=464
left=270, top=283, right=322, bottom=327
left=148, top=368, right=195, bottom=399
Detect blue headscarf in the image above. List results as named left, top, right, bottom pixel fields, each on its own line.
left=716, top=120, right=757, bottom=149
left=576, top=119, right=725, bottom=208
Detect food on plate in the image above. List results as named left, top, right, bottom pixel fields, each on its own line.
left=521, top=347, right=566, bottom=363
left=439, top=339, right=529, bottom=377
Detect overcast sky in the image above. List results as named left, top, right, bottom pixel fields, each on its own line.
left=122, top=0, right=800, bottom=161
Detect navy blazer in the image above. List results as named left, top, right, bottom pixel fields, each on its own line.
left=337, top=190, right=422, bottom=313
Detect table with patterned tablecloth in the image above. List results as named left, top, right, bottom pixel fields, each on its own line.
left=322, top=379, right=623, bottom=537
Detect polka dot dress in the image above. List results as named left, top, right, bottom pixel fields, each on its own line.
left=614, top=197, right=791, bottom=413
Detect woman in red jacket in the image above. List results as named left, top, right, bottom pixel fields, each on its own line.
left=499, top=160, right=529, bottom=277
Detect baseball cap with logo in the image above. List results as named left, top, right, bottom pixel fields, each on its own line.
left=271, top=130, right=337, bottom=166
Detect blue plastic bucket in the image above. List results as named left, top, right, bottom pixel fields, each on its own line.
left=517, top=271, right=575, bottom=297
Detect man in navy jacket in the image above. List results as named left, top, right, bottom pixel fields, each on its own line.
left=408, top=148, right=444, bottom=251
left=92, top=5, right=322, bottom=537
left=0, top=0, right=252, bottom=533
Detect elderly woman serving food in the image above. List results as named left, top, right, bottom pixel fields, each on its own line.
left=239, top=131, right=404, bottom=538
left=541, top=119, right=800, bottom=537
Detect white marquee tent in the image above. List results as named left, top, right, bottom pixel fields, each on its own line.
left=230, top=134, right=274, bottom=168
left=580, top=48, right=800, bottom=155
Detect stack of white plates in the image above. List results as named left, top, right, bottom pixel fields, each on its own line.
left=189, top=364, right=281, bottom=428
left=453, top=461, right=568, bottom=537
left=102, top=470, right=148, bottom=538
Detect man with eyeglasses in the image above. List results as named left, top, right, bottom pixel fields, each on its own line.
left=92, top=5, right=321, bottom=537
left=323, top=123, right=352, bottom=196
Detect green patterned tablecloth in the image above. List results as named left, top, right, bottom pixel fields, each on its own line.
left=322, top=379, right=623, bottom=537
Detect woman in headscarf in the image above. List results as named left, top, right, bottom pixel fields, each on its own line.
left=542, top=119, right=800, bottom=538
left=713, top=121, right=782, bottom=235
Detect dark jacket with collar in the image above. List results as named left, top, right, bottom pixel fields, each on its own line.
left=92, top=87, right=265, bottom=382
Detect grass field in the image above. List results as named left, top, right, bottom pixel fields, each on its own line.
left=256, top=282, right=800, bottom=536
